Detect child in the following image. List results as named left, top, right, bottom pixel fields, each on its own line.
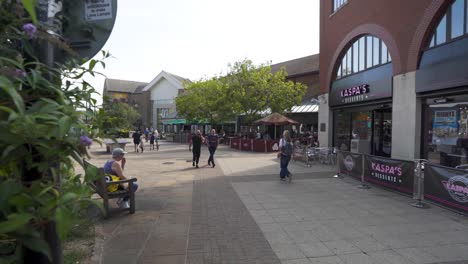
left=150, top=132, right=155, bottom=150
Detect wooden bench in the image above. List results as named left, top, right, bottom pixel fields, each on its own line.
left=83, top=159, right=137, bottom=218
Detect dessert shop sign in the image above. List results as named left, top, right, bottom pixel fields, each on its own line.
left=339, top=84, right=370, bottom=104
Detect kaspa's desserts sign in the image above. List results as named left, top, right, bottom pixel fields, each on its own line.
left=424, top=164, right=468, bottom=213
left=365, top=156, right=414, bottom=193
left=442, top=175, right=468, bottom=203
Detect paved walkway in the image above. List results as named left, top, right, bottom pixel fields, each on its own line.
left=87, top=141, right=468, bottom=264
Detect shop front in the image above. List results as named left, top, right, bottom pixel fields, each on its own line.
left=418, top=37, right=468, bottom=168
left=330, top=63, right=393, bottom=157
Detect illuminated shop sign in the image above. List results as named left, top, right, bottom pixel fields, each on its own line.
left=339, top=84, right=370, bottom=104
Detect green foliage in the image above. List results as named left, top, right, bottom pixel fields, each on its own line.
left=0, top=3, right=107, bottom=262
left=93, top=101, right=140, bottom=137
left=176, top=59, right=307, bottom=124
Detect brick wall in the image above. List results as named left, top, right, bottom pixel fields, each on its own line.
left=320, top=0, right=450, bottom=93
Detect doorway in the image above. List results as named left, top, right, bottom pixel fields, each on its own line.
left=372, top=109, right=392, bottom=157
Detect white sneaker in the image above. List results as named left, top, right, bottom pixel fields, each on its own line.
left=120, top=201, right=130, bottom=209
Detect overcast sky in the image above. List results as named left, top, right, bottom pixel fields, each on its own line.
left=86, top=0, right=320, bottom=103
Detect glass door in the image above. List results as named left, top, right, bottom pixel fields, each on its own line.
left=372, top=109, right=392, bottom=157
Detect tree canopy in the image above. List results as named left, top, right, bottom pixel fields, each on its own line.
left=93, top=101, right=140, bottom=136
left=176, top=59, right=307, bottom=124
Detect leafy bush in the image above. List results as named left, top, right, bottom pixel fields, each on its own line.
left=0, top=1, right=108, bottom=262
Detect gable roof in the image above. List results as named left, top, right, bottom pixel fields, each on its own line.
left=142, top=71, right=191, bottom=92
left=103, top=78, right=148, bottom=93
left=270, top=54, right=319, bottom=77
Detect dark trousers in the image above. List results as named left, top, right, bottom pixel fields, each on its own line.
left=193, top=149, right=200, bottom=164
left=208, top=146, right=217, bottom=164
left=280, top=155, right=291, bottom=178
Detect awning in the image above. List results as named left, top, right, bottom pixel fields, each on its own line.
left=289, top=103, right=319, bottom=113
left=162, top=119, right=186, bottom=125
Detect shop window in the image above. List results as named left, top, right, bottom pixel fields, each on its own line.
left=424, top=100, right=468, bottom=168
left=429, top=0, right=468, bottom=48
left=352, top=41, right=359, bottom=73
left=333, top=0, right=347, bottom=13
left=336, top=35, right=392, bottom=79
left=436, top=15, right=447, bottom=45
left=359, top=37, right=365, bottom=71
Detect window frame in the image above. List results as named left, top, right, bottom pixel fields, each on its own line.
left=428, top=0, right=468, bottom=49
left=332, top=0, right=348, bottom=13
left=336, top=35, right=392, bottom=80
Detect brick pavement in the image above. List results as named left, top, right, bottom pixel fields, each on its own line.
left=186, top=163, right=281, bottom=264
left=87, top=142, right=468, bottom=264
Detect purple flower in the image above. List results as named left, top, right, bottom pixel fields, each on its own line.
left=22, top=23, right=37, bottom=38
left=80, top=135, right=92, bottom=146
left=14, top=69, right=26, bottom=77
left=14, top=69, right=26, bottom=78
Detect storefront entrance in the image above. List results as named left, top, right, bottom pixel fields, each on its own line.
left=334, top=107, right=392, bottom=157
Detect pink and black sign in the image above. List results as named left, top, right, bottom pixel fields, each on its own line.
left=364, top=155, right=414, bottom=194
left=338, top=151, right=363, bottom=179
left=424, top=164, right=468, bottom=213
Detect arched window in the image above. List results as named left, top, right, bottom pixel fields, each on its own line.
left=336, top=35, right=392, bottom=79
left=429, top=0, right=468, bottom=48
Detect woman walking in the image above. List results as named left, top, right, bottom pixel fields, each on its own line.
left=191, top=130, right=204, bottom=168
left=279, top=130, right=293, bottom=182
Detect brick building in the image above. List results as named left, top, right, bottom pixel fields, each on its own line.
left=318, top=0, right=468, bottom=167
left=271, top=54, right=321, bottom=132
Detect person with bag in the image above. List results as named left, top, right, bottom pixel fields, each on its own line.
left=279, top=130, right=293, bottom=182
left=103, top=148, right=139, bottom=208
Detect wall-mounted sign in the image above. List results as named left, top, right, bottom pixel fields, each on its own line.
left=338, top=84, right=370, bottom=104
left=340, top=84, right=369, bottom=98
left=85, top=0, right=113, bottom=21
left=329, top=63, right=393, bottom=107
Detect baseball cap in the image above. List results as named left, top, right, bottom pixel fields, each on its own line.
left=112, top=148, right=127, bottom=157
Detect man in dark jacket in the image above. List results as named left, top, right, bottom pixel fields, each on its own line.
left=207, top=129, right=219, bottom=168
left=192, top=130, right=204, bottom=168
left=132, top=130, right=141, bottom=152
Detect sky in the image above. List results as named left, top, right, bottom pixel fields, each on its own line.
left=86, top=0, right=320, bottom=104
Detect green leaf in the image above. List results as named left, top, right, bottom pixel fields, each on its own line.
left=89, top=60, right=97, bottom=71
left=60, top=192, right=77, bottom=204
left=58, top=116, right=71, bottom=138
left=21, top=0, right=39, bottom=25
left=0, top=214, right=33, bottom=234
left=55, top=208, right=72, bottom=240
left=0, top=77, right=24, bottom=114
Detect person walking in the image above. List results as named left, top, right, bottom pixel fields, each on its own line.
left=279, top=130, right=293, bottom=182
left=154, top=129, right=160, bottom=150
left=207, top=129, right=219, bottom=168
left=132, top=130, right=141, bottom=152
left=144, top=127, right=149, bottom=142
left=149, top=132, right=155, bottom=150
left=191, top=130, right=204, bottom=168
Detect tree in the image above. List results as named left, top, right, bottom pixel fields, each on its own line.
left=176, top=59, right=307, bottom=125
left=226, top=59, right=307, bottom=122
left=176, top=77, right=236, bottom=125
left=93, top=101, right=140, bottom=136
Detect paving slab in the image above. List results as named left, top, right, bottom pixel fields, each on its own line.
left=87, top=142, right=468, bottom=264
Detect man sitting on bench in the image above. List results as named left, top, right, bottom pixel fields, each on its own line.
left=104, top=148, right=138, bottom=209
